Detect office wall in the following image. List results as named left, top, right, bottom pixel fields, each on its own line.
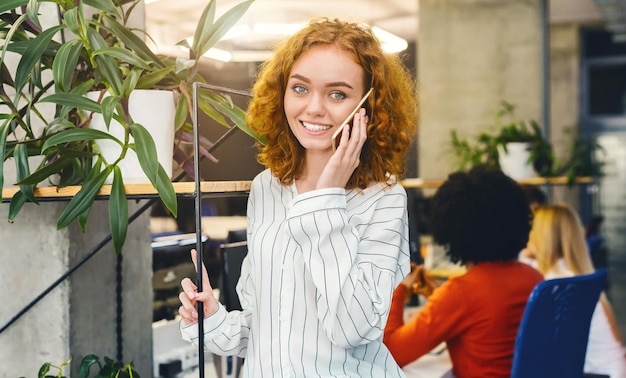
left=418, top=0, right=544, bottom=181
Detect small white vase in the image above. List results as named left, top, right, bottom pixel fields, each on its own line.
left=497, top=142, right=536, bottom=180
left=86, top=89, right=175, bottom=184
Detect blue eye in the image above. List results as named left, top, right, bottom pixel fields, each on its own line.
left=330, top=92, right=346, bottom=100
left=293, top=85, right=308, bottom=94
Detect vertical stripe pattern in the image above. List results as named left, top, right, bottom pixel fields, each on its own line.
left=182, top=169, right=410, bottom=377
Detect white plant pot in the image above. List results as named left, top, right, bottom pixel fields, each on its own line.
left=86, top=90, right=175, bottom=184
left=497, top=142, right=536, bottom=180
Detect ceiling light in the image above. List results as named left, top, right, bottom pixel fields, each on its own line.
left=203, top=48, right=232, bottom=62
left=185, top=22, right=407, bottom=63
left=372, top=26, right=408, bottom=53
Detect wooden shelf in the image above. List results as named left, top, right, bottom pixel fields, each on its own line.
left=2, top=176, right=593, bottom=202
left=1, top=181, right=252, bottom=202
left=401, top=176, right=594, bottom=189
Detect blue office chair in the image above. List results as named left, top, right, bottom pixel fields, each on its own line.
left=510, top=269, right=607, bottom=378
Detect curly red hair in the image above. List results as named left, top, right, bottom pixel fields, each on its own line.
left=246, top=18, right=418, bottom=189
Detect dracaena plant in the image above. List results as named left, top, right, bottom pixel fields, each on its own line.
left=0, top=0, right=263, bottom=253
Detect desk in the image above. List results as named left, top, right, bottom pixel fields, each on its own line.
left=200, top=216, right=247, bottom=241
left=403, top=346, right=452, bottom=378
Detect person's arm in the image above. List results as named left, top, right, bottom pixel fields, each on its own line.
left=383, top=280, right=464, bottom=367
left=178, top=179, right=260, bottom=358
left=286, top=182, right=410, bottom=349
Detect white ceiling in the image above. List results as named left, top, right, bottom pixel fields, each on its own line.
left=144, top=0, right=607, bottom=61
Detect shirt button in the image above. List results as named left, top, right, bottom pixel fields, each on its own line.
left=282, top=264, right=288, bottom=271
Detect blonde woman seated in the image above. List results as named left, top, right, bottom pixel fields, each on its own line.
left=526, top=204, right=626, bottom=378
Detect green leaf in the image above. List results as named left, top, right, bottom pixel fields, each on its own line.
left=0, top=119, right=11, bottom=191
left=105, top=17, right=166, bottom=69
left=129, top=123, right=158, bottom=182
left=41, top=92, right=102, bottom=113
left=25, top=0, right=41, bottom=31
left=191, top=0, right=216, bottom=54
left=109, top=166, right=128, bottom=254
left=14, top=25, right=64, bottom=93
left=0, top=0, right=28, bottom=13
left=8, top=189, right=27, bottom=223
left=1, top=13, right=25, bottom=61
left=52, top=39, right=83, bottom=93
left=174, top=94, right=188, bottom=131
left=194, top=0, right=254, bottom=58
left=62, top=8, right=81, bottom=38
left=14, top=143, right=37, bottom=204
left=37, top=361, right=51, bottom=378
left=85, top=28, right=123, bottom=95
left=135, top=66, right=174, bottom=89
left=93, top=47, right=151, bottom=70
left=77, top=207, right=90, bottom=232
left=78, top=354, right=100, bottom=378
left=42, top=128, right=119, bottom=151
left=16, top=155, right=73, bottom=186
left=155, top=164, right=177, bottom=217
left=101, top=95, right=120, bottom=129
left=83, top=0, right=120, bottom=16
left=57, top=166, right=112, bottom=229
left=69, top=80, right=97, bottom=96
left=43, top=118, right=78, bottom=137
left=121, top=68, right=142, bottom=98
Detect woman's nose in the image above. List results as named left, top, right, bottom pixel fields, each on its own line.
left=305, top=94, right=325, bottom=116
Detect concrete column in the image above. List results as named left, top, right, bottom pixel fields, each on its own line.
left=549, top=23, right=582, bottom=205
left=0, top=201, right=154, bottom=377
left=418, top=0, right=544, bottom=180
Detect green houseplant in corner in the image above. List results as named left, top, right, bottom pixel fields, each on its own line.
left=26, top=354, right=138, bottom=378
left=450, top=101, right=554, bottom=179
left=0, top=0, right=262, bottom=252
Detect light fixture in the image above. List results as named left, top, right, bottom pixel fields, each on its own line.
left=372, top=26, right=408, bottom=53
left=186, top=22, right=408, bottom=62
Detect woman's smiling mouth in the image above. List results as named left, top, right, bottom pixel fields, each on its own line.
left=302, top=121, right=332, bottom=132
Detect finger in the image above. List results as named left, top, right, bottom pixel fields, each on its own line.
left=190, top=249, right=212, bottom=292
left=178, top=305, right=197, bottom=325
left=352, top=109, right=368, bottom=147
left=336, top=124, right=351, bottom=152
left=181, top=277, right=197, bottom=299
left=178, top=291, right=197, bottom=319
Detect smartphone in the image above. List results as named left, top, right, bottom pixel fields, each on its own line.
left=331, top=88, right=373, bottom=151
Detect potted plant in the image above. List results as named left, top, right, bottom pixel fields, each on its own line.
left=450, top=101, right=554, bottom=179
left=0, top=0, right=263, bottom=252
left=27, top=354, right=139, bottom=378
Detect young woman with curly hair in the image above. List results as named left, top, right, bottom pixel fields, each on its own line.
left=384, top=167, right=544, bottom=377
left=179, top=18, right=418, bottom=377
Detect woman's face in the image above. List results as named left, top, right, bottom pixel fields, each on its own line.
left=284, top=44, right=366, bottom=152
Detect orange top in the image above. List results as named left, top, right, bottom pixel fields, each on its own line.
left=384, top=261, right=543, bottom=378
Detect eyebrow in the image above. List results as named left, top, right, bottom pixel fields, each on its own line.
left=289, top=74, right=354, bottom=89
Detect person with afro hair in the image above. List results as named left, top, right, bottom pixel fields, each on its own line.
left=384, top=166, right=544, bottom=378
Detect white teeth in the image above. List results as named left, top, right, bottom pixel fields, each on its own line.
left=302, top=121, right=331, bottom=132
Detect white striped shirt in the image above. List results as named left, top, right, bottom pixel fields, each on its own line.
left=182, top=169, right=410, bottom=377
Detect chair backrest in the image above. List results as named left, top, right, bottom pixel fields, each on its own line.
left=511, top=269, right=607, bottom=378
left=218, top=241, right=248, bottom=311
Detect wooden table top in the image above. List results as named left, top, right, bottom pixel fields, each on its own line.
left=2, top=176, right=593, bottom=201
